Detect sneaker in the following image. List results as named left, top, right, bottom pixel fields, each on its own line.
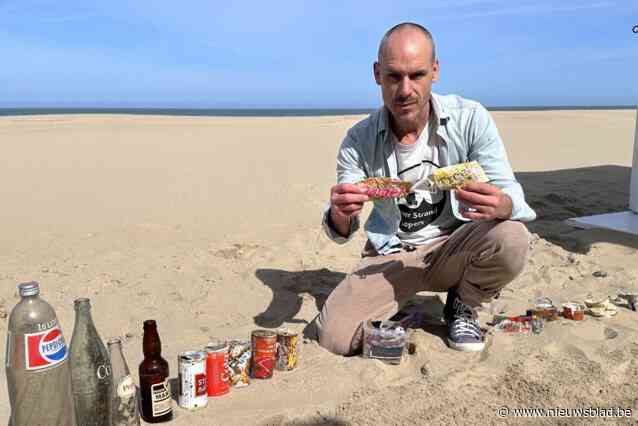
left=444, top=288, right=485, bottom=352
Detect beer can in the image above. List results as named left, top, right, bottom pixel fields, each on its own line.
left=205, top=341, right=230, bottom=397
left=178, top=351, right=208, bottom=410
left=276, top=329, right=299, bottom=371
left=250, top=330, right=277, bottom=379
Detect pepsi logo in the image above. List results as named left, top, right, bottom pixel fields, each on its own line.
left=40, top=329, right=66, bottom=362
left=25, top=325, right=68, bottom=370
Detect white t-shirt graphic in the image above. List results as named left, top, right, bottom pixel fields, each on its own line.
left=393, top=121, right=459, bottom=246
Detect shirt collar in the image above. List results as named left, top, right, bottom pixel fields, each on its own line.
left=378, top=93, right=450, bottom=140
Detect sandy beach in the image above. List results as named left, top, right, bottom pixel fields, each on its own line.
left=1, top=109, right=637, bottom=425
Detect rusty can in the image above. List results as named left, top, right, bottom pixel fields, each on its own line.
left=562, top=303, right=585, bottom=321
left=178, top=351, right=208, bottom=410
left=205, top=341, right=230, bottom=397
left=276, top=329, right=299, bottom=371
left=250, top=330, right=277, bottom=379
left=533, top=297, right=559, bottom=321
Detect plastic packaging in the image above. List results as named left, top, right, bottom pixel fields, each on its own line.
left=361, top=320, right=408, bottom=365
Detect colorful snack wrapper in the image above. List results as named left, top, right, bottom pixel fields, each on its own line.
left=428, top=161, right=488, bottom=191
left=357, top=177, right=411, bottom=200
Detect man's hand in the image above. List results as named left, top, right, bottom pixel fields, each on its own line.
left=455, top=181, right=512, bottom=221
left=329, top=183, right=370, bottom=237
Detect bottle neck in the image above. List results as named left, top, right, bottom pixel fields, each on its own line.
left=73, top=302, right=96, bottom=333
left=108, top=341, right=129, bottom=376
left=142, top=327, right=162, bottom=358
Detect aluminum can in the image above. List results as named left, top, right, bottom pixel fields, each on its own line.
left=250, top=330, right=277, bottom=379
left=205, top=341, right=230, bottom=397
left=228, top=340, right=251, bottom=387
left=177, top=351, right=208, bottom=410
left=276, top=330, right=299, bottom=371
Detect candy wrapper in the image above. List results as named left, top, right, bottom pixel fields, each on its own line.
left=357, top=177, right=411, bottom=200
left=228, top=339, right=251, bottom=387
left=427, top=161, right=488, bottom=191
left=491, top=315, right=532, bottom=333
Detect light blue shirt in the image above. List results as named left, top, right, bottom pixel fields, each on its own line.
left=322, top=92, right=537, bottom=255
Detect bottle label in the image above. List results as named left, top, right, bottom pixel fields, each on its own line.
left=151, top=379, right=172, bottom=417
left=117, top=375, right=136, bottom=399
left=24, top=325, right=68, bottom=370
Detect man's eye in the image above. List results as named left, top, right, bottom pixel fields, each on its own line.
left=411, top=73, right=426, bottom=80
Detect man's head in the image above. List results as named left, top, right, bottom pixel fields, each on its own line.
left=374, top=23, right=439, bottom=135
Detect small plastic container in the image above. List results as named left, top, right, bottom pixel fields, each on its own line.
left=362, top=320, right=408, bottom=365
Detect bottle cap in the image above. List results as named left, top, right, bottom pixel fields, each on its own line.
left=143, top=319, right=157, bottom=328
left=74, top=298, right=90, bottom=306
left=18, top=281, right=40, bottom=297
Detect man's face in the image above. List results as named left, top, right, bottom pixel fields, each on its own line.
left=374, top=30, right=439, bottom=131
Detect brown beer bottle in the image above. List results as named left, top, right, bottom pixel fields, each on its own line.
left=138, top=320, right=173, bottom=423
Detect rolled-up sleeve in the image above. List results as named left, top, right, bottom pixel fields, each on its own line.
left=467, top=105, right=537, bottom=222
left=321, top=131, right=367, bottom=243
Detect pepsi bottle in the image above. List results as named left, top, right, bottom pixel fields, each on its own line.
left=5, top=281, right=76, bottom=426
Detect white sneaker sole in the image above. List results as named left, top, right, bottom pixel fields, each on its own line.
left=447, top=339, right=485, bottom=352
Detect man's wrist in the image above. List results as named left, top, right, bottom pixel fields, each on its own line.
left=496, top=194, right=513, bottom=219
left=328, top=207, right=351, bottom=237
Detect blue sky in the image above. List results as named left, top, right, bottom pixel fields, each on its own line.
left=0, top=0, right=636, bottom=108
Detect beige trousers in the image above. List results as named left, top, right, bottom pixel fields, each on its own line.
left=316, top=220, right=531, bottom=355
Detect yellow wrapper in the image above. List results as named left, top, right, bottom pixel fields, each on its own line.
left=429, top=161, right=488, bottom=191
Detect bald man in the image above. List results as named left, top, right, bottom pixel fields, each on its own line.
left=317, top=23, right=536, bottom=354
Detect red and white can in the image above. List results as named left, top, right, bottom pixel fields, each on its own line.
left=178, top=351, right=208, bottom=410
left=205, top=341, right=230, bottom=397
left=250, top=329, right=277, bottom=379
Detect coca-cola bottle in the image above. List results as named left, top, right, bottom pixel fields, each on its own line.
left=5, top=281, right=76, bottom=426
left=138, top=320, right=173, bottom=423
left=69, top=298, right=112, bottom=426
left=108, top=338, right=140, bottom=426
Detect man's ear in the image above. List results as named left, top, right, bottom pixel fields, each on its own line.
left=432, top=59, right=440, bottom=83
left=373, top=62, right=381, bottom=85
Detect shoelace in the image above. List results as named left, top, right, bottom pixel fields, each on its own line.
left=451, top=302, right=482, bottom=339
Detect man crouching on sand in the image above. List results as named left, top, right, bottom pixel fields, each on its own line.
left=316, top=22, right=536, bottom=354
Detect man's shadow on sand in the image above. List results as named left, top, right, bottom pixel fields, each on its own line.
left=253, top=268, right=345, bottom=331
left=254, top=267, right=448, bottom=344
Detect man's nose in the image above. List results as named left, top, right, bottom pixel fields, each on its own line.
left=398, top=77, right=411, bottom=98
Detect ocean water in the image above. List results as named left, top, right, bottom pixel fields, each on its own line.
left=0, top=106, right=635, bottom=117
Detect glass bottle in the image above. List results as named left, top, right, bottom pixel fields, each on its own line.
left=138, top=320, right=172, bottom=423
left=108, top=338, right=140, bottom=425
left=69, top=298, right=112, bottom=426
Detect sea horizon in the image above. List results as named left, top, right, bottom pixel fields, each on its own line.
left=0, top=105, right=636, bottom=117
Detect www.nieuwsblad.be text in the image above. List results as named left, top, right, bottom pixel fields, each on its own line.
left=497, top=406, right=633, bottom=418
